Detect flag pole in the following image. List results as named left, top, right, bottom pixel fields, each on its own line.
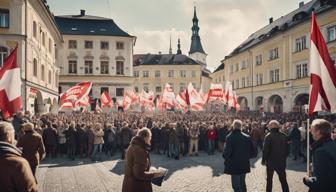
left=306, top=118, right=310, bottom=175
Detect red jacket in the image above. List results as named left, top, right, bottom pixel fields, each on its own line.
left=207, top=129, right=217, bottom=140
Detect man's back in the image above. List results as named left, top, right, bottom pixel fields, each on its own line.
left=0, top=141, right=37, bottom=192
left=17, top=131, right=45, bottom=167
left=262, top=129, right=288, bottom=169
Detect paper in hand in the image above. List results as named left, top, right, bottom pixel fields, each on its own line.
left=151, top=167, right=168, bottom=187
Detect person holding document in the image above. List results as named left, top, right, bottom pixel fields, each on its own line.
left=122, top=127, right=164, bottom=192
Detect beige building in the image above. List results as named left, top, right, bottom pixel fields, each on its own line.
left=213, top=0, right=336, bottom=112
left=133, top=6, right=211, bottom=96
left=56, top=10, right=136, bottom=108
left=0, top=0, right=63, bottom=114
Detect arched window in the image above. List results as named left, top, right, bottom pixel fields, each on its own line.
left=33, top=21, right=37, bottom=38
left=33, top=58, right=37, bottom=77
left=0, top=46, right=8, bottom=68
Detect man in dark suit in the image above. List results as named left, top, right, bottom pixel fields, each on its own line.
left=262, top=120, right=289, bottom=192
left=303, top=119, right=336, bottom=192
left=223, top=119, right=255, bottom=192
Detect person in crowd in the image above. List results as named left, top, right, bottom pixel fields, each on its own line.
left=161, top=123, right=170, bottom=156
left=122, top=127, right=164, bottom=192
left=120, top=122, right=133, bottom=160
left=0, top=121, right=37, bottom=192
left=92, top=123, right=104, bottom=161
left=17, top=122, right=45, bottom=177
left=104, top=123, right=116, bottom=157
left=289, top=123, right=306, bottom=162
left=250, top=122, right=263, bottom=155
left=57, top=122, right=67, bottom=156
left=223, top=119, right=255, bottom=192
left=12, top=111, right=26, bottom=139
left=77, top=124, right=88, bottom=158
left=150, top=121, right=161, bottom=154
left=168, top=123, right=179, bottom=159
left=42, top=122, right=58, bottom=158
left=303, top=119, right=336, bottom=192
left=189, top=122, right=200, bottom=156
left=87, top=124, right=95, bottom=158
left=207, top=125, right=217, bottom=155
left=64, top=122, right=77, bottom=160
left=176, top=122, right=185, bottom=156
left=262, top=120, right=289, bottom=192
left=217, top=124, right=228, bottom=153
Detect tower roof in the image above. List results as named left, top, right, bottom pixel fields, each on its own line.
left=189, top=6, right=206, bottom=55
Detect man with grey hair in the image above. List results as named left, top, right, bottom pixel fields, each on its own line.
left=262, top=120, right=289, bottom=192
left=223, top=119, right=255, bottom=192
left=0, top=121, right=37, bottom=191
left=303, top=119, right=336, bottom=192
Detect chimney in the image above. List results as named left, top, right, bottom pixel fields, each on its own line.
left=299, top=1, right=304, bottom=8
left=269, top=17, right=273, bottom=24
left=80, top=9, right=85, bottom=16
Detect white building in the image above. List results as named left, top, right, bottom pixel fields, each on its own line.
left=0, top=0, right=63, bottom=114
left=56, top=10, right=136, bottom=109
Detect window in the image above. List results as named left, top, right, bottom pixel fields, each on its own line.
left=116, top=42, right=124, bottom=50
left=68, top=40, right=77, bottom=49
left=242, top=77, right=246, bottom=88
left=84, top=60, right=93, bottom=74
left=295, top=36, right=307, bottom=52
left=101, top=87, right=109, bottom=94
left=191, top=70, right=196, bottom=77
left=235, top=63, right=239, bottom=72
left=269, top=47, right=279, bottom=60
left=235, top=80, right=239, bottom=89
left=143, top=70, right=149, bottom=77
left=33, top=58, right=37, bottom=77
left=168, top=70, right=174, bottom=77
left=100, top=61, right=109, bottom=74
left=33, top=21, right=37, bottom=38
left=270, top=69, right=280, bottom=83
left=0, top=46, right=8, bottom=68
left=241, top=61, right=246, bottom=69
left=68, top=60, right=77, bottom=74
left=155, top=86, right=161, bottom=93
left=41, top=65, right=45, bottom=81
left=180, top=83, right=185, bottom=91
left=116, top=61, right=124, bottom=75
left=232, top=81, right=235, bottom=89
left=230, top=65, right=234, bottom=74
left=180, top=70, right=186, bottom=77
left=0, top=9, right=9, bottom=28
left=256, top=54, right=262, bottom=65
left=48, top=38, right=52, bottom=53
left=116, top=88, right=124, bottom=97
left=155, top=70, right=160, bottom=77
left=296, top=63, right=308, bottom=78
left=327, top=25, right=336, bottom=42
left=42, top=32, right=45, bottom=46
left=101, top=41, right=109, bottom=50
left=143, top=83, right=149, bottom=92
left=48, top=70, right=51, bottom=84
left=256, top=74, right=263, bottom=85
left=85, top=41, right=93, bottom=49
left=134, top=70, right=139, bottom=77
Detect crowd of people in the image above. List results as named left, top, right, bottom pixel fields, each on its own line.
left=0, top=110, right=336, bottom=192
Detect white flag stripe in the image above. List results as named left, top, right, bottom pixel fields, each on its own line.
left=0, top=68, right=21, bottom=101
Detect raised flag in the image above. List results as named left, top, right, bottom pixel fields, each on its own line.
left=225, top=81, right=234, bottom=108
left=187, top=83, right=204, bottom=111
left=140, top=90, right=155, bottom=111
left=60, top=82, right=92, bottom=108
left=95, top=99, right=102, bottom=113
left=161, top=83, right=175, bottom=107
left=308, top=12, right=336, bottom=116
left=207, top=83, right=225, bottom=103
left=101, top=91, right=113, bottom=108
left=76, top=95, right=90, bottom=107
left=0, top=46, right=22, bottom=118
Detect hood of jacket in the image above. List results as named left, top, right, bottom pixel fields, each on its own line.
left=0, top=141, right=22, bottom=157
left=130, top=136, right=151, bottom=152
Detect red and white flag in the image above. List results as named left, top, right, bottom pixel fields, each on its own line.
left=140, top=90, right=155, bottom=111
left=60, top=82, right=92, bottom=108
left=207, top=83, right=225, bottom=103
left=161, top=83, right=175, bottom=107
left=175, top=90, right=189, bottom=111
left=187, top=83, right=204, bottom=111
left=308, top=12, right=336, bottom=116
left=76, top=95, right=90, bottom=107
left=101, top=91, right=113, bottom=108
left=0, top=46, right=22, bottom=118
left=225, top=81, right=234, bottom=108
left=123, top=90, right=138, bottom=110
left=95, top=99, right=102, bottom=113
left=233, top=91, right=240, bottom=111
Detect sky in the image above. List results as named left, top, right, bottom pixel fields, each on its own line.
left=48, top=0, right=311, bottom=71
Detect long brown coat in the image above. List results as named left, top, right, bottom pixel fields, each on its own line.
left=17, top=130, right=45, bottom=167
left=122, top=136, right=154, bottom=192
left=0, top=141, right=37, bottom=192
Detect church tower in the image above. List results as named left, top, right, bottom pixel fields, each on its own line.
left=189, top=6, right=207, bottom=68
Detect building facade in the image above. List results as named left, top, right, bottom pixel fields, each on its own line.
left=214, top=0, right=336, bottom=112
left=0, top=0, right=63, bottom=114
left=56, top=10, right=136, bottom=106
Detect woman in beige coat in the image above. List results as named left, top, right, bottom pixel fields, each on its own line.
left=91, top=123, right=104, bottom=161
